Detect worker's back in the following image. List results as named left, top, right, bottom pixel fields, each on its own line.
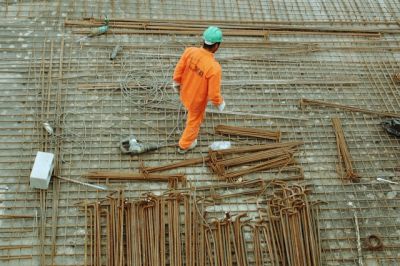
left=174, top=47, right=222, bottom=112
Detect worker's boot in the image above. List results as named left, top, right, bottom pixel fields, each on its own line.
left=177, top=139, right=197, bottom=154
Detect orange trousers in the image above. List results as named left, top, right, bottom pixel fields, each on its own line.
left=178, top=109, right=205, bottom=149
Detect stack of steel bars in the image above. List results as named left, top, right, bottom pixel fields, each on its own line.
left=256, top=181, right=322, bottom=265
left=83, top=191, right=202, bottom=266
left=208, top=141, right=303, bottom=181
left=82, top=180, right=321, bottom=265
left=214, top=124, right=281, bottom=141
left=331, top=117, right=360, bottom=182
left=64, top=18, right=382, bottom=38
left=141, top=141, right=304, bottom=182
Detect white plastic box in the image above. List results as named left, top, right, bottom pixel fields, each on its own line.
left=30, top=151, right=54, bottom=189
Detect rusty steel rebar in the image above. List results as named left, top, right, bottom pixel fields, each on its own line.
left=208, top=146, right=300, bottom=181
left=215, top=141, right=303, bottom=156
left=84, top=171, right=186, bottom=182
left=300, top=98, right=400, bottom=118
left=141, top=142, right=303, bottom=176
left=254, top=182, right=322, bottom=266
left=215, top=124, right=281, bottom=141
left=81, top=180, right=321, bottom=265
left=331, top=117, right=360, bottom=182
left=64, top=18, right=382, bottom=37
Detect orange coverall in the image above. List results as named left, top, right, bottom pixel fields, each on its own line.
left=173, top=47, right=223, bottom=149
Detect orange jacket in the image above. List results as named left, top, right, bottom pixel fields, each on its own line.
left=173, top=47, right=223, bottom=112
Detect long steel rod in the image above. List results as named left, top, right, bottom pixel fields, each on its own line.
left=301, top=98, right=400, bottom=118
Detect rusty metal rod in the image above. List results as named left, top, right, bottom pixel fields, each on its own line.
left=84, top=171, right=186, bottom=182
left=300, top=98, right=400, bottom=118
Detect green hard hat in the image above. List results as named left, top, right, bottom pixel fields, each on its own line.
left=203, top=26, right=223, bottom=45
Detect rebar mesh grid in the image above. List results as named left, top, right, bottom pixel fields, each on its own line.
left=3, top=0, right=400, bottom=23
left=0, top=1, right=400, bottom=265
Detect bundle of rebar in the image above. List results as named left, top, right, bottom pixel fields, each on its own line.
left=125, top=194, right=167, bottom=265
left=202, top=213, right=250, bottom=265
left=215, top=124, right=281, bottom=141
left=84, top=191, right=201, bottom=266
left=331, top=117, right=360, bottom=182
left=64, top=18, right=382, bottom=37
left=84, top=171, right=186, bottom=183
left=141, top=141, right=303, bottom=181
left=81, top=191, right=198, bottom=265
left=208, top=143, right=302, bottom=181
left=83, top=180, right=321, bottom=265
left=85, top=191, right=128, bottom=265
left=256, top=181, right=322, bottom=266
left=300, top=98, right=400, bottom=118
left=84, top=171, right=186, bottom=189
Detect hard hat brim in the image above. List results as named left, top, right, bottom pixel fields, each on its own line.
left=204, top=40, right=215, bottom=45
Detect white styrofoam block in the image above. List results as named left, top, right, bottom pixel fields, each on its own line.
left=30, top=151, right=54, bottom=189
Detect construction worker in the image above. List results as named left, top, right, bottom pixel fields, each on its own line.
left=173, top=26, right=225, bottom=154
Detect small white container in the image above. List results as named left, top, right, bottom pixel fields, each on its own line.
left=30, top=151, right=54, bottom=189
left=209, top=141, right=232, bottom=151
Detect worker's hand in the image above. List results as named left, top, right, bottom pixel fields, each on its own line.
left=172, top=81, right=180, bottom=93
left=217, top=100, right=226, bottom=112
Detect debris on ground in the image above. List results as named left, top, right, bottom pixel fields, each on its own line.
left=381, top=119, right=400, bottom=137
left=120, top=136, right=165, bottom=154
